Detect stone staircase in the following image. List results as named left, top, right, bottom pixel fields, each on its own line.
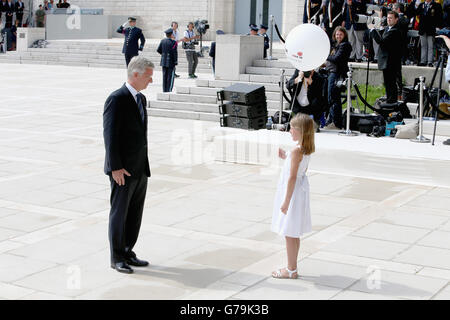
left=0, top=40, right=212, bottom=72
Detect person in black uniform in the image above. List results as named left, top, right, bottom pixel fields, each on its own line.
left=157, top=28, right=178, bottom=92
left=117, top=17, right=146, bottom=67
left=4, top=0, right=14, bottom=28
left=15, top=0, right=25, bottom=27
left=248, top=23, right=258, bottom=35
left=209, top=29, right=224, bottom=75
left=103, top=56, right=154, bottom=274
left=322, top=0, right=345, bottom=40
left=371, top=11, right=402, bottom=103
left=303, top=0, right=323, bottom=25
left=259, top=24, right=270, bottom=58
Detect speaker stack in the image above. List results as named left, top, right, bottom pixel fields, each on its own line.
left=218, top=83, right=268, bottom=130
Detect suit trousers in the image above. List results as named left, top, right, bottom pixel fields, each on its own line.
left=420, top=34, right=435, bottom=64
left=348, top=26, right=365, bottom=60
left=162, top=66, right=175, bottom=92
left=185, top=50, right=198, bottom=75
left=125, top=54, right=137, bottom=67
left=383, top=69, right=398, bottom=103
left=109, top=172, right=148, bottom=264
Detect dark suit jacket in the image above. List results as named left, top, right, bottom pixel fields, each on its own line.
left=15, top=1, right=25, bottom=14
left=157, top=37, right=178, bottom=68
left=343, top=0, right=367, bottom=31
left=209, top=41, right=215, bottom=58
left=326, top=40, right=352, bottom=77
left=415, top=1, right=443, bottom=36
left=287, top=70, right=327, bottom=114
left=372, top=25, right=402, bottom=71
left=103, top=84, right=150, bottom=177
left=323, top=0, right=345, bottom=30
left=117, top=26, right=146, bottom=56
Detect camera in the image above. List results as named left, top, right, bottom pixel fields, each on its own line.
left=436, top=28, right=450, bottom=53
left=194, top=19, right=209, bottom=35
left=303, top=71, right=311, bottom=78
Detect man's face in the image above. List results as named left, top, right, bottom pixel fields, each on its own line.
left=134, top=68, right=154, bottom=91
left=347, top=0, right=352, bottom=5
left=129, top=21, right=136, bottom=27
left=387, top=14, right=398, bottom=27
left=188, top=24, right=194, bottom=31
left=259, top=28, right=266, bottom=34
left=250, top=30, right=258, bottom=35
left=172, top=23, right=178, bottom=30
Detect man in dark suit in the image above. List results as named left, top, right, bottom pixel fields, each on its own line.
left=103, top=56, right=154, bottom=274
left=157, top=28, right=178, bottom=92
left=372, top=11, right=402, bottom=103
left=209, top=29, right=224, bottom=75
left=117, top=17, right=146, bottom=67
left=259, top=24, right=270, bottom=58
left=4, top=0, right=14, bottom=28
left=287, top=69, right=328, bottom=132
left=15, top=0, right=25, bottom=27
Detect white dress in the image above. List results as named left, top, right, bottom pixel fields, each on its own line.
left=271, top=148, right=312, bottom=238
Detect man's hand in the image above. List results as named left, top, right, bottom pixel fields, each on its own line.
left=294, top=71, right=304, bottom=84
left=112, top=169, right=131, bottom=186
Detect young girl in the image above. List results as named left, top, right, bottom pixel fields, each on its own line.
left=271, top=113, right=315, bottom=279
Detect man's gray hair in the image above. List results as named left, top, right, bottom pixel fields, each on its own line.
left=127, top=56, right=155, bottom=78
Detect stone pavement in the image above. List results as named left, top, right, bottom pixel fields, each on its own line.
left=0, top=63, right=450, bottom=300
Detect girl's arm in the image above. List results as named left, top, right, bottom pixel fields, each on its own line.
left=281, top=148, right=303, bottom=214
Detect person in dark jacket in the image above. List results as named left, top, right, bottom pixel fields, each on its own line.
left=103, top=56, right=154, bottom=274
left=15, top=0, right=25, bottom=27
left=415, top=0, right=443, bottom=66
left=444, top=0, right=450, bottom=28
left=287, top=69, right=328, bottom=132
left=325, top=26, right=352, bottom=129
left=372, top=11, right=403, bottom=103
left=117, top=17, right=146, bottom=67
left=209, top=29, right=224, bottom=75
left=157, top=28, right=178, bottom=92
left=304, top=0, right=323, bottom=25
left=322, top=0, right=345, bottom=40
left=259, top=24, right=270, bottom=58
left=4, top=0, right=14, bottom=28
left=342, top=0, right=367, bottom=62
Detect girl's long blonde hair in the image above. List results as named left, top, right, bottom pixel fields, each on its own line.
left=290, top=113, right=315, bottom=155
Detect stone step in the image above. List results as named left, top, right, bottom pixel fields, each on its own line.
left=196, top=79, right=281, bottom=92
left=150, top=100, right=219, bottom=114
left=246, top=66, right=295, bottom=76
left=148, top=108, right=220, bottom=122
left=157, top=92, right=288, bottom=109
left=176, top=85, right=282, bottom=101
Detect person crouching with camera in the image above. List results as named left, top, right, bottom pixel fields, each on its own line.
left=183, top=22, right=200, bottom=79
left=287, top=69, right=327, bottom=133
left=324, top=26, right=352, bottom=130
left=371, top=11, right=402, bottom=104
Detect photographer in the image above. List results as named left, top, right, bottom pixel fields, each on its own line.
left=342, top=0, right=368, bottom=62
left=436, top=33, right=450, bottom=145
left=371, top=11, right=402, bottom=103
left=287, top=69, right=327, bottom=132
left=182, top=22, right=200, bottom=79
left=324, top=26, right=352, bottom=130
left=415, top=0, right=443, bottom=66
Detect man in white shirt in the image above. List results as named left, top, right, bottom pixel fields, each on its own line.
left=183, top=22, right=200, bottom=78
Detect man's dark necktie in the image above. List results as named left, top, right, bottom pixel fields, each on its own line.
left=136, top=93, right=145, bottom=123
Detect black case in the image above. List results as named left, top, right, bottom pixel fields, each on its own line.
left=220, top=115, right=266, bottom=130
left=219, top=101, right=268, bottom=118
left=218, top=84, right=266, bottom=105
left=342, top=111, right=386, bottom=131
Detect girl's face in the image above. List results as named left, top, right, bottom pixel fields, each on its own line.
left=290, top=126, right=301, bottom=142
left=335, top=30, right=345, bottom=43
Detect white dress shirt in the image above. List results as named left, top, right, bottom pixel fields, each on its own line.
left=125, top=81, right=139, bottom=103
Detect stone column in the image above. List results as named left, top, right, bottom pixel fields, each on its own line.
left=282, top=0, right=305, bottom=38
left=215, top=34, right=264, bottom=81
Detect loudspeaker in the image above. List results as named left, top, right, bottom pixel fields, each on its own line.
left=218, top=84, right=266, bottom=105
left=220, top=115, right=267, bottom=130
left=219, top=101, right=268, bottom=118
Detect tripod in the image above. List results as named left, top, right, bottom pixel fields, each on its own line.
left=426, top=47, right=448, bottom=145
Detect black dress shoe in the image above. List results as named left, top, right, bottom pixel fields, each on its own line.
left=111, top=262, right=133, bottom=274
left=174, top=73, right=180, bottom=78
left=126, top=256, right=149, bottom=267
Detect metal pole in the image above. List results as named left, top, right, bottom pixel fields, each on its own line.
left=411, top=76, right=430, bottom=143
left=268, top=15, right=274, bottom=60
left=279, top=69, right=285, bottom=125
left=339, top=65, right=358, bottom=136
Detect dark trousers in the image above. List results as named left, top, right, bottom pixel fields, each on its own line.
left=395, top=68, right=403, bottom=99
left=162, top=66, right=175, bottom=92
left=383, top=69, right=398, bottom=103
left=185, top=50, right=198, bottom=75
left=327, top=72, right=343, bottom=128
left=17, top=13, right=23, bottom=26
left=108, top=173, right=148, bottom=264
left=293, top=104, right=322, bottom=126
left=125, top=54, right=137, bottom=67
